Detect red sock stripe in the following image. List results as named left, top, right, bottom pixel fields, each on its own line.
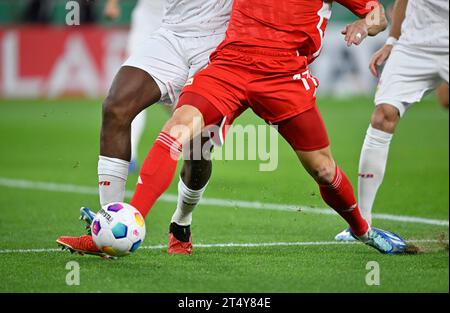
left=330, top=166, right=343, bottom=189
left=130, top=132, right=181, bottom=218
left=156, top=138, right=181, bottom=156
left=159, top=132, right=182, bottom=150
left=156, top=133, right=182, bottom=156
left=157, top=133, right=182, bottom=150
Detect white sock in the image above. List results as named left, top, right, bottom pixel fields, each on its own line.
left=171, top=177, right=208, bottom=226
left=98, top=156, right=129, bottom=207
left=358, top=125, right=393, bottom=225
left=131, top=110, right=147, bottom=161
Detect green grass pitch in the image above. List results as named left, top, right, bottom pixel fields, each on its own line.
left=0, top=96, right=448, bottom=293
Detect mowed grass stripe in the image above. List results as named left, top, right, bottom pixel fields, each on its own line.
left=0, top=176, right=448, bottom=227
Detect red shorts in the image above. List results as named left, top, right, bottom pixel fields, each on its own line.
left=177, top=46, right=330, bottom=151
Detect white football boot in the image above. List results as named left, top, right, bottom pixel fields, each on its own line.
left=335, top=228, right=357, bottom=242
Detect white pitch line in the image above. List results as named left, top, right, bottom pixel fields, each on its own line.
left=0, top=177, right=448, bottom=227
left=0, top=240, right=445, bottom=254
left=0, top=248, right=62, bottom=254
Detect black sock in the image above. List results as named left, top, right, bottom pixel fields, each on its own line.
left=170, top=222, right=191, bottom=242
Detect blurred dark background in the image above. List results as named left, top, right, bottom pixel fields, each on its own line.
left=0, top=0, right=395, bottom=98
left=0, top=0, right=394, bottom=26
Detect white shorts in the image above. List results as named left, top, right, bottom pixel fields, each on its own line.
left=375, top=45, right=449, bottom=117
left=123, top=28, right=225, bottom=105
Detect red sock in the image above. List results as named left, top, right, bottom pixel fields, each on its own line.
left=131, top=132, right=182, bottom=218
left=319, top=166, right=369, bottom=236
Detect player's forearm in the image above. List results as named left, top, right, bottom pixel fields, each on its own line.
left=366, top=4, right=388, bottom=36
left=341, top=3, right=387, bottom=47
left=389, top=0, right=408, bottom=39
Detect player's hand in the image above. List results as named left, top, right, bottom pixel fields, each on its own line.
left=369, top=45, right=393, bottom=77
left=341, top=19, right=369, bottom=47
left=104, top=0, right=121, bottom=20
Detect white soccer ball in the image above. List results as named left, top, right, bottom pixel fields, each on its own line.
left=91, top=202, right=146, bottom=257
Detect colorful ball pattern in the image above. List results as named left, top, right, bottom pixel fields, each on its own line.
left=91, top=202, right=146, bottom=257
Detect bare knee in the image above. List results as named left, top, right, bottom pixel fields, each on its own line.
left=162, top=105, right=204, bottom=144
left=102, top=91, right=141, bottom=130
left=311, top=162, right=336, bottom=185
left=298, top=149, right=336, bottom=185
left=371, top=104, right=400, bottom=133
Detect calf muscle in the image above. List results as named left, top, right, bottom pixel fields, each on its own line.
left=100, top=66, right=162, bottom=160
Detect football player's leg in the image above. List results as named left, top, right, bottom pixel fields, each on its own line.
left=99, top=66, right=161, bottom=207
left=141, top=61, right=245, bottom=252
left=357, top=104, right=398, bottom=226
left=277, top=108, right=407, bottom=254
left=126, top=4, right=163, bottom=173
left=277, top=107, right=369, bottom=237
left=166, top=59, right=246, bottom=227
left=436, top=81, right=449, bottom=109
left=168, top=33, right=225, bottom=251
left=168, top=110, right=243, bottom=254
left=300, top=148, right=370, bottom=237
left=56, top=67, right=161, bottom=257
left=358, top=47, right=441, bottom=226
left=100, top=30, right=189, bottom=207
left=172, top=136, right=212, bottom=226
left=168, top=135, right=213, bottom=254
left=130, top=98, right=224, bottom=218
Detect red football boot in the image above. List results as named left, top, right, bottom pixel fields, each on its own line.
left=167, top=222, right=193, bottom=255
left=56, top=235, right=105, bottom=257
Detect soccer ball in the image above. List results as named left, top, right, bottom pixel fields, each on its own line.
left=91, top=202, right=146, bottom=257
